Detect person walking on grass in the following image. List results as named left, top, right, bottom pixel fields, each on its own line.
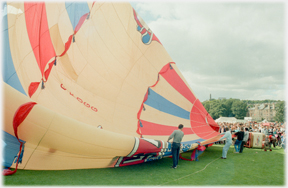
left=167, top=124, right=184, bottom=169
left=219, top=127, right=232, bottom=159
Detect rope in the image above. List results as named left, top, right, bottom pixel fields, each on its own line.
left=157, top=157, right=220, bottom=186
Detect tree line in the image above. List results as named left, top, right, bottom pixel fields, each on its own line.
left=201, top=99, right=285, bottom=122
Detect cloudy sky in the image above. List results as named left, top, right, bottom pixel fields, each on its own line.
left=130, top=1, right=286, bottom=102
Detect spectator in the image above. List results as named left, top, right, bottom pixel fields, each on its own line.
left=273, top=127, right=277, bottom=135
left=268, top=126, right=273, bottom=135
left=280, top=124, right=285, bottom=132
left=281, top=132, right=286, bottom=150
left=275, top=131, right=281, bottom=146
left=263, top=126, right=268, bottom=135
left=231, top=126, right=236, bottom=134
left=219, top=125, right=226, bottom=145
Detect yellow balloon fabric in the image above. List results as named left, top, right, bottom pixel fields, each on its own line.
left=2, top=2, right=220, bottom=170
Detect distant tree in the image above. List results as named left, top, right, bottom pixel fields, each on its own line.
left=202, top=100, right=226, bottom=119
left=275, top=101, right=286, bottom=123
left=222, top=98, right=234, bottom=117
left=202, top=101, right=211, bottom=112
left=231, top=100, right=248, bottom=119
left=211, top=101, right=226, bottom=119
left=202, top=99, right=283, bottom=121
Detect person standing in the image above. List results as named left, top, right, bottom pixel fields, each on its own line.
left=268, top=135, right=276, bottom=149
left=167, top=124, right=184, bottom=169
left=219, top=127, right=232, bottom=159
left=240, top=127, right=249, bottom=153
left=264, top=135, right=271, bottom=151
left=263, top=126, right=269, bottom=135
left=268, top=126, right=273, bottom=135
left=234, top=127, right=244, bottom=153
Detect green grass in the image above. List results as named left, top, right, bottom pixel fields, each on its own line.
left=3, top=145, right=286, bottom=186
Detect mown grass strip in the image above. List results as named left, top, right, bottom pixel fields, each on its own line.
left=3, top=145, right=285, bottom=186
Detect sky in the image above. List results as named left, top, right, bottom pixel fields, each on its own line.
left=130, top=1, right=286, bottom=102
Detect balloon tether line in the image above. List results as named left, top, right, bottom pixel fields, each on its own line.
left=157, top=157, right=220, bottom=186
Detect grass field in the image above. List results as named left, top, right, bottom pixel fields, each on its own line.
left=3, top=144, right=286, bottom=186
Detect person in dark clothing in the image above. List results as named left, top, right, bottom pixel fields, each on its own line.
left=276, top=131, right=282, bottom=146
left=239, top=127, right=249, bottom=153
left=234, top=127, right=244, bottom=153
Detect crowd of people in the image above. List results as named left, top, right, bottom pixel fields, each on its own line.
left=216, top=121, right=286, bottom=153
left=167, top=122, right=286, bottom=167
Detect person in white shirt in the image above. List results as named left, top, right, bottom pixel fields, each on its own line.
left=219, top=127, right=232, bottom=159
